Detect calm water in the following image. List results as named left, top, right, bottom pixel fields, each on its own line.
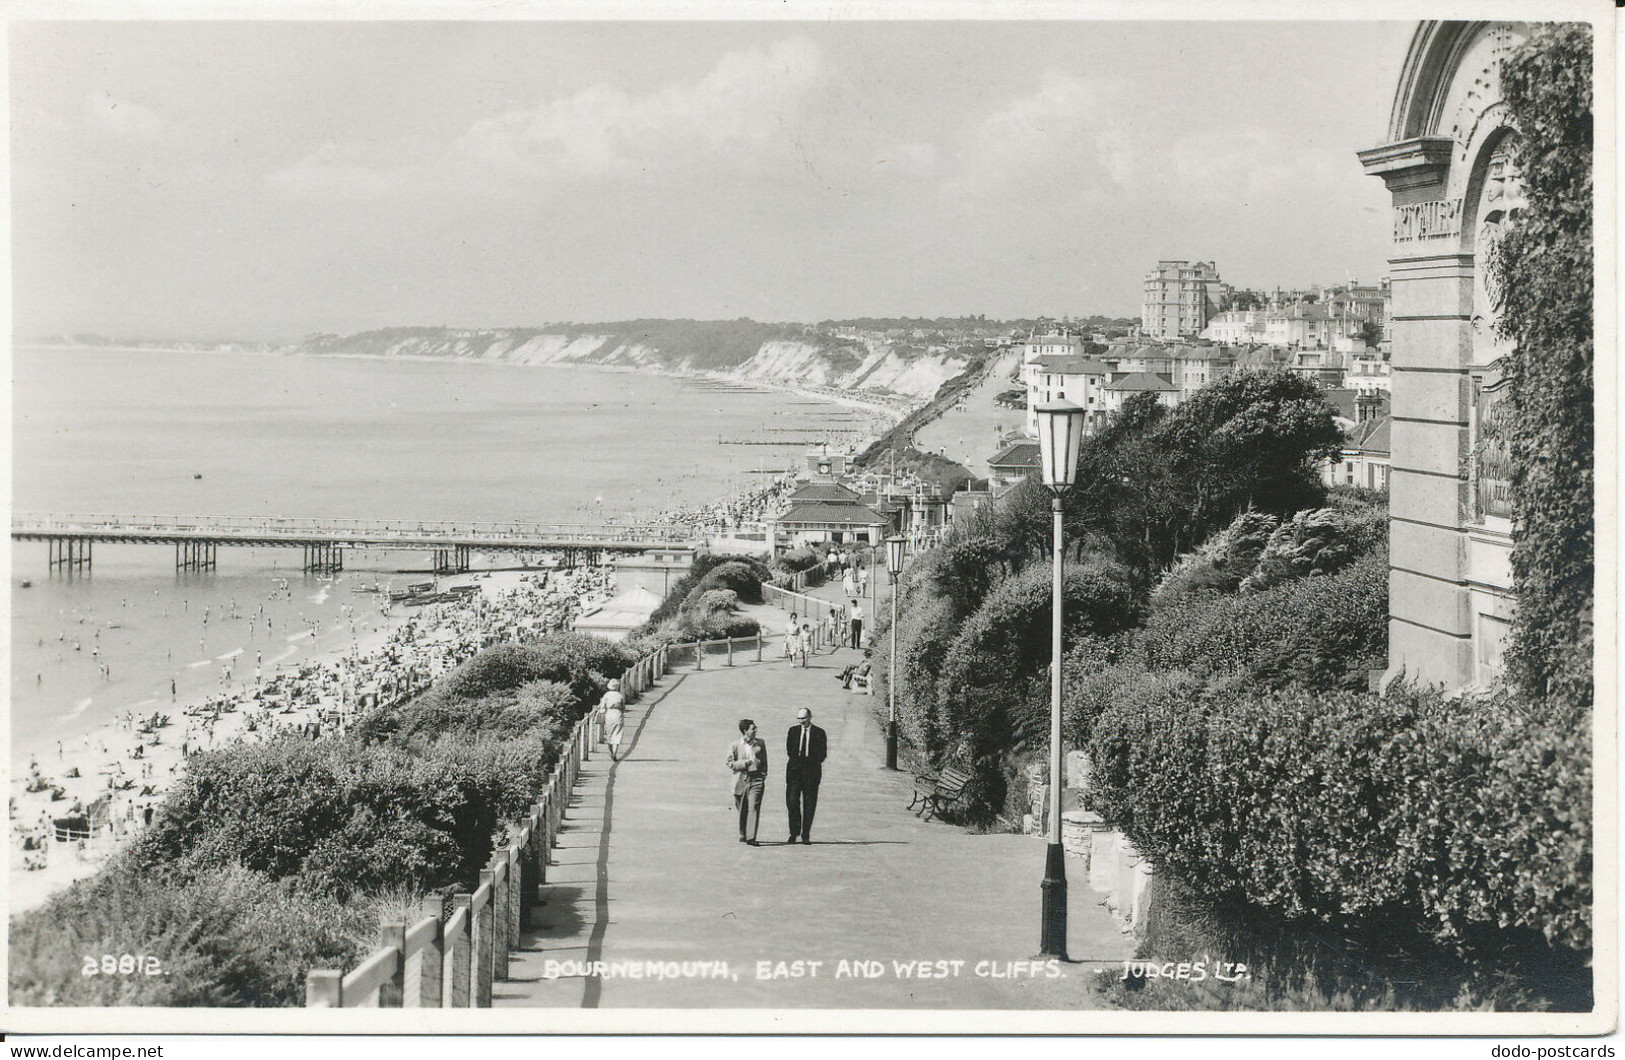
left=10, top=346, right=870, bottom=760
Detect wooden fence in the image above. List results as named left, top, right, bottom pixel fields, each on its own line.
left=303, top=644, right=669, bottom=1008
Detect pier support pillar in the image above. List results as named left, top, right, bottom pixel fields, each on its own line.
left=49, top=537, right=92, bottom=573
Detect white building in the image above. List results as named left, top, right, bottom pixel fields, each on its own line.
left=1025, top=354, right=1112, bottom=434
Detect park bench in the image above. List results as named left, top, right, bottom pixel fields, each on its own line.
left=908, top=764, right=974, bottom=822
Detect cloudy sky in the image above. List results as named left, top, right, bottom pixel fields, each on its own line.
left=11, top=17, right=1414, bottom=340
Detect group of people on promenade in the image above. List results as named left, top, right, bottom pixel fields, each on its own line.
left=726, top=708, right=828, bottom=846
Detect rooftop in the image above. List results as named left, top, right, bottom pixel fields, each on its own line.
left=1105, top=372, right=1179, bottom=392
left=987, top=441, right=1042, bottom=469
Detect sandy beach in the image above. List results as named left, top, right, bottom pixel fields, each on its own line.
left=8, top=566, right=612, bottom=916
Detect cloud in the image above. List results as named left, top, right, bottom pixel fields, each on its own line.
left=269, top=37, right=835, bottom=198
left=86, top=89, right=165, bottom=140
left=942, top=70, right=1129, bottom=203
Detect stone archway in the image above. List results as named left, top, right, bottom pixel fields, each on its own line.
left=1357, top=20, right=1531, bottom=691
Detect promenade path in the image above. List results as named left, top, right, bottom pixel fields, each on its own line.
left=494, top=579, right=1134, bottom=1010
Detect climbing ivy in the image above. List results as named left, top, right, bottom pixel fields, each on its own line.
left=1490, top=24, right=1594, bottom=716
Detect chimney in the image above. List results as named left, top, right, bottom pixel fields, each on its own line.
left=1356, top=392, right=1382, bottom=424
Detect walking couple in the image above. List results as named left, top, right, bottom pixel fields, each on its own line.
left=725, top=708, right=827, bottom=846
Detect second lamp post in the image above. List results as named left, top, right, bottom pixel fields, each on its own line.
left=884, top=533, right=906, bottom=770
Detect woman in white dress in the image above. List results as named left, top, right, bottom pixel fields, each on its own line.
left=599, top=678, right=627, bottom=761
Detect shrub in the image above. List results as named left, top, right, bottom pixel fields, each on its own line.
left=1087, top=682, right=1591, bottom=957
left=687, top=560, right=766, bottom=606
left=1239, top=505, right=1387, bottom=593
left=775, top=546, right=823, bottom=575
left=640, top=553, right=772, bottom=631
left=1153, top=509, right=1279, bottom=603
left=1492, top=24, right=1594, bottom=715
left=9, top=858, right=371, bottom=1006
left=1135, top=550, right=1388, bottom=694
left=132, top=731, right=559, bottom=901
left=935, top=560, right=1139, bottom=819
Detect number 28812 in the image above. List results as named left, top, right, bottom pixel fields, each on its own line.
left=82, top=954, right=163, bottom=977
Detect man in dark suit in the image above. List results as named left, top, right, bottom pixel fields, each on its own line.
left=785, top=707, right=828, bottom=844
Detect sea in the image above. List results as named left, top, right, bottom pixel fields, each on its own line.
left=9, top=345, right=879, bottom=763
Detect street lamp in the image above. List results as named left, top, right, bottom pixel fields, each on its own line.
left=884, top=534, right=907, bottom=770
left=1033, top=397, right=1087, bottom=962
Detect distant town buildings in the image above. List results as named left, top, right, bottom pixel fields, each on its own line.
left=1141, top=260, right=1229, bottom=339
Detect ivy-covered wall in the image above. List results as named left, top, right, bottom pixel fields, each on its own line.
left=1491, top=24, right=1595, bottom=716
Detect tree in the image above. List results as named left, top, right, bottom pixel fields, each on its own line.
left=1067, top=373, right=1341, bottom=578
left=1490, top=24, right=1594, bottom=716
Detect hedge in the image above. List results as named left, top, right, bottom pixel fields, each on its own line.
left=1087, top=682, right=1591, bottom=954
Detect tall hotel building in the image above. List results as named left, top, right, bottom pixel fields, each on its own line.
left=1141, top=260, right=1228, bottom=339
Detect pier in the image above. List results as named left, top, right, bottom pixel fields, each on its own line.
left=12, top=514, right=700, bottom=575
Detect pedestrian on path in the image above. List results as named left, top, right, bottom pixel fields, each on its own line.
left=797, top=623, right=813, bottom=667
left=599, top=678, right=626, bottom=761
left=848, top=598, right=864, bottom=649
left=785, top=708, right=828, bottom=844
left=784, top=613, right=799, bottom=659
left=726, top=719, right=768, bottom=845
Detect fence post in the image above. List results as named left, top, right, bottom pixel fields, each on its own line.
left=523, top=811, right=542, bottom=918
left=378, top=921, right=406, bottom=1007
left=475, top=873, right=495, bottom=1006
left=696, top=640, right=703, bottom=670
left=727, top=637, right=734, bottom=666
left=411, top=912, right=443, bottom=1008
left=306, top=970, right=342, bottom=1008
left=491, top=860, right=510, bottom=980
left=756, top=633, right=763, bottom=662
left=505, top=845, right=521, bottom=969
left=448, top=896, right=472, bottom=1008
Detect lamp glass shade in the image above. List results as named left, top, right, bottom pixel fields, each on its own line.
left=885, top=535, right=906, bottom=576
left=1033, top=399, right=1087, bottom=490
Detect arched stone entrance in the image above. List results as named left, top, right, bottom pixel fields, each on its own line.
left=1357, top=21, right=1531, bottom=691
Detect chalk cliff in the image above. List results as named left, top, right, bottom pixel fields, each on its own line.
left=284, top=324, right=972, bottom=402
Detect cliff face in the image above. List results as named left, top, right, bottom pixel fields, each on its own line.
left=285, top=325, right=969, bottom=402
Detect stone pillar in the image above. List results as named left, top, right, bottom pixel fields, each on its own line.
left=1357, top=21, right=1528, bottom=693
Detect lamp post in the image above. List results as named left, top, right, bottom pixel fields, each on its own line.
left=884, top=534, right=907, bottom=770
left=1033, top=398, right=1087, bottom=962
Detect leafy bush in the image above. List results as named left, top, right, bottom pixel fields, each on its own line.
left=687, top=560, right=766, bottom=606
left=1239, top=505, right=1387, bottom=593
left=132, top=732, right=560, bottom=901
left=1135, top=550, right=1388, bottom=694
left=933, top=560, right=1139, bottom=819
left=1087, top=682, right=1591, bottom=957
left=9, top=858, right=371, bottom=1006
left=639, top=553, right=772, bottom=631
left=1153, top=509, right=1280, bottom=602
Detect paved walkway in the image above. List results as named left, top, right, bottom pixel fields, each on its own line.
left=494, top=587, right=1133, bottom=1009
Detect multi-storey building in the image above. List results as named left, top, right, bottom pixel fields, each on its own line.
left=1141, top=260, right=1227, bottom=339
left=1024, top=354, right=1112, bottom=435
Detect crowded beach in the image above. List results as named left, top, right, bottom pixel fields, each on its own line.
left=7, top=474, right=804, bottom=915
